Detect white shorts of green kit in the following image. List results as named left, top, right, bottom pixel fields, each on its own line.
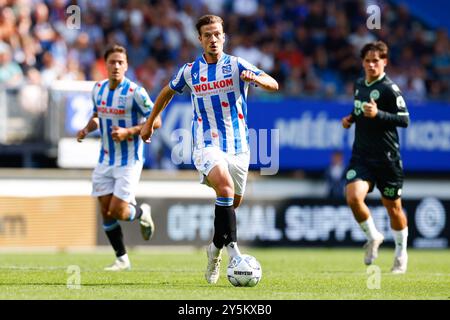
left=193, top=146, right=250, bottom=196
left=91, top=161, right=143, bottom=204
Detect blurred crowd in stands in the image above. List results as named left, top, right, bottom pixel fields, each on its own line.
left=0, top=0, right=449, bottom=102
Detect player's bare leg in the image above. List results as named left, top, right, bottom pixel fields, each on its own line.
left=382, top=197, right=408, bottom=274
left=346, top=181, right=371, bottom=222
left=98, top=195, right=130, bottom=271
left=203, top=164, right=230, bottom=283
left=109, top=196, right=155, bottom=240
left=233, top=194, right=243, bottom=209
left=346, top=181, right=384, bottom=265
left=99, top=195, right=154, bottom=271
left=208, top=165, right=242, bottom=257
left=108, top=196, right=132, bottom=220
left=204, top=164, right=241, bottom=283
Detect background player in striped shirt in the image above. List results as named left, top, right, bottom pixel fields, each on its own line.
left=342, top=41, right=410, bottom=274
left=140, top=15, right=278, bottom=284
left=77, top=45, right=161, bottom=271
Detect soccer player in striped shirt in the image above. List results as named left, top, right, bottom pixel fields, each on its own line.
left=77, top=45, right=161, bottom=271
left=141, top=15, right=279, bottom=284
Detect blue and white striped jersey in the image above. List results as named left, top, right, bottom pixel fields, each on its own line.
left=169, top=53, right=263, bottom=155
left=92, top=77, right=153, bottom=166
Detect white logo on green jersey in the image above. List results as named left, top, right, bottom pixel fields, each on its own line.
left=370, top=90, right=380, bottom=100
left=346, top=169, right=357, bottom=180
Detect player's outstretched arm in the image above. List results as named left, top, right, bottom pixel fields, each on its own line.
left=240, top=71, right=279, bottom=92
left=77, top=113, right=99, bottom=142
left=140, top=84, right=176, bottom=143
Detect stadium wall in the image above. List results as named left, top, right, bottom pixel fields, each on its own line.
left=103, top=196, right=446, bottom=249
left=0, top=170, right=448, bottom=250
left=0, top=196, right=96, bottom=248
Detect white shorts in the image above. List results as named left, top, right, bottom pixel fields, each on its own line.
left=91, top=161, right=143, bottom=204
left=193, top=147, right=250, bottom=196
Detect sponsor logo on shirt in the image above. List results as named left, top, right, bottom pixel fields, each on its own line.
left=193, top=78, right=234, bottom=93
left=97, top=107, right=126, bottom=115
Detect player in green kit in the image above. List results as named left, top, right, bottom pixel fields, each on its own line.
left=342, top=41, right=410, bottom=274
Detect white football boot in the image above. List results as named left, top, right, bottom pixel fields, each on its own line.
left=205, top=244, right=222, bottom=284
left=391, top=254, right=408, bottom=274
left=363, top=235, right=384, bottom=265
left=104, top=255, right=131, bottom=271
left=139, top=203, right=155, bottom=241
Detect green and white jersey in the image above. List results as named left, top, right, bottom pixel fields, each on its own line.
left=351, top=73, right=409, bottom=162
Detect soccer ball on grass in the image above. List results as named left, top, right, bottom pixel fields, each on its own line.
left=227, top=254, right=262, bottom=287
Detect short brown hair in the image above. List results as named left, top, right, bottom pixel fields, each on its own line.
left=195, top=15, right=224, bottom=35
left=360, top=41, right=388, bottom=59
left=104, top=45, right=128, bottom=61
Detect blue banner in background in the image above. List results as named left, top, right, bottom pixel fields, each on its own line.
left=152, top=98, right=450, bottom=172
left=65, top=92, right=100, bottom=137
left=248, top=99, right=450, bottom=172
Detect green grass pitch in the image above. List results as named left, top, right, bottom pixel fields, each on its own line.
left=0, top=248, right=449, bottom=300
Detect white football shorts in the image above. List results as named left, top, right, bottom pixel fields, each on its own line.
left=91, top=161, right=143, bottom=204
left=193, top=147, right=250, bottom=196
